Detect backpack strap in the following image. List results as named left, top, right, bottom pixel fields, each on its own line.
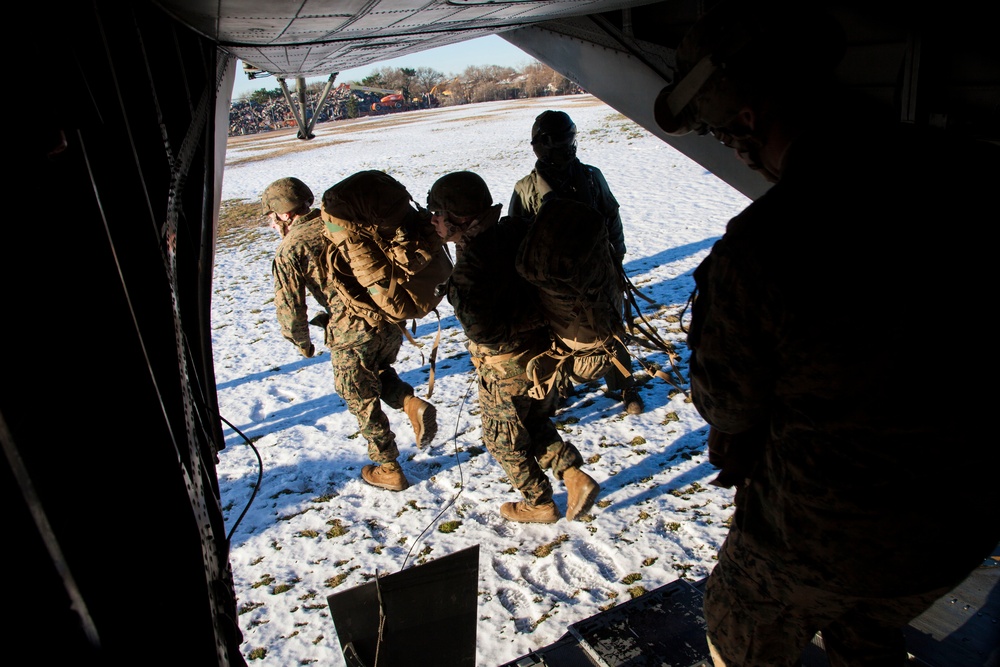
left=397, top=311, right=443, bottom=399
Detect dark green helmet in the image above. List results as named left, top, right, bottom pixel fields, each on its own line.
left=261, top=177, right=314, bottom=215
left=426, top=171, right=492, bottom=217
left=531, top=110, right=578, bottom=168
left=531, top=110, right=576, bottom=146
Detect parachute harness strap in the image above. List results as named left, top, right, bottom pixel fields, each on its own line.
left=620, top=272, right=689, bottom=397
left=527, top=349, right=573, bottom=401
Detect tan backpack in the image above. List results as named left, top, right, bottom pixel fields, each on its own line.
left=320, top=170, right=453, bottom=327
left=514, top=198, right=625, bottom=398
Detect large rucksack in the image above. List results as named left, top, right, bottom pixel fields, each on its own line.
left=514, top=198, right=626, bottom=399
left=320, top=170, right=453, bottom=327
left=320, top=170, right=453, bottom=397
left=515, top=197, right=688, bottom=400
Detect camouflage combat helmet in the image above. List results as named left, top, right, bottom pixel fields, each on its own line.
left=261, top=177, right=314, bottom=215
left=654, top=0, right=845, bottom=136
left=427, top=171, right=492, bottom=217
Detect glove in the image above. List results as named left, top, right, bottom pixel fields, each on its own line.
left=309, top=312, right=331, bottom=329
left=298, top=342, right=315, bottom=358
left=309, top=312, right=332, bottom=347
left=707, top=425, right=766, bottom=489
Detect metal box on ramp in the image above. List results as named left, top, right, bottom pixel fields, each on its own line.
left=499, top=578, right=712, bottom=667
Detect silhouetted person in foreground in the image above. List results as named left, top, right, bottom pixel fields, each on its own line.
left=654, top=1, right=1000, bottom=664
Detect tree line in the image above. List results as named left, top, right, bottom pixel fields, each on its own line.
left=235, top=62, right=583, bottom=110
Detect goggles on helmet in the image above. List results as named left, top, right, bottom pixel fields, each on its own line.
left=531, top=130, right=577, bottom=149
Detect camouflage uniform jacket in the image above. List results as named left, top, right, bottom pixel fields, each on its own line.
left=447, top=214, right=549, bottom=363
left=509, top=158, right=626, bottom=263
left=272, top=209, right=374, bottom=355
left=688, top=120, right=1000, bottom=597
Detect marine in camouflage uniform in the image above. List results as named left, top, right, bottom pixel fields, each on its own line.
left=265, top=177, right=436, bottom=492
left=655, top=3, right=1000, bottom=665
left=430, top=171, right=600, bottom=523
left=509, top=110, right=643, bottom=416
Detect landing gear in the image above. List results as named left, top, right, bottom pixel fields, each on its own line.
left=276, top=74, right=337, bottom=141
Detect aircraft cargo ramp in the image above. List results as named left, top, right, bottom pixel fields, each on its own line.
left=501, top=544, right=999, bottom=667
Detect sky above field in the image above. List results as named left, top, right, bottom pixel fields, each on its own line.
left=230, top=34, right=535, bottom=99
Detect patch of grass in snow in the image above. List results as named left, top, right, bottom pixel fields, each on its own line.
left=325, top=519, right=348, bottom=538
left=533, top=534, right=569, bottom=558
left=627, top=585, right=648, bottom=599
left=217, top=198, right=269, bottom=248
left=438, top=520, right=462, bottom=533
left=239, top=601, right=264, bottom=615
left=226, top=137, right=353, bottom=167
left=272, top=578, right=298, bottom=594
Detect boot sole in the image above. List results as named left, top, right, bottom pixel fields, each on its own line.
left=415, top=403, right=438, bottom=447
left=566, top=481, right=600, bottom=521
left=501, top=514, right=559, bottom=524
left=362, top=479, right=409, bottom=492
left=364, top=480, right=409, bottom=491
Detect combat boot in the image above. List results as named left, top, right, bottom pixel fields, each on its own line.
left=361, top=461, right=410, bottom=491
left=563, top=467, right=600, bottom=521
left=404, top=395, right=438, bottom=447
left=622, top=387, right=644, bottom=415
left=499, top=501, right=560, bottom=524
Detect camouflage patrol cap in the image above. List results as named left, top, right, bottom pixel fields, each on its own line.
left=653, top=0, right=846, bottom=136
left=261, top=177, right=314, bottom=215
left=427, top=171, right=493, bottom=217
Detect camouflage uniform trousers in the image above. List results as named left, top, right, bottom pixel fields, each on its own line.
left=329, top=324, right=414, bottom=464
left=704, top=524, right=953, bottom=667
left=476, top=349, right=584, bottom=506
